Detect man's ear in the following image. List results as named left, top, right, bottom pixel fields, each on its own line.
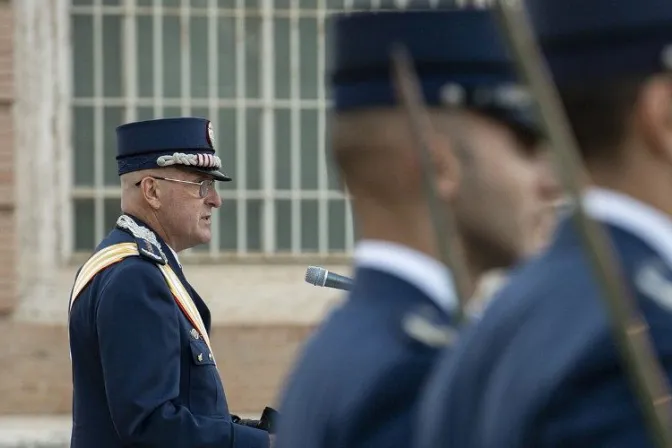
left=634, top=75, right=672, bottom=163
left=429, top=130, right=461, bottom=202
left=139, top=177, right=162, bottom=210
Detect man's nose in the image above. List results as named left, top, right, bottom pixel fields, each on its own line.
left=536, top=155, right=562, bottom=202
left=205, top=186, right=222, bottom=208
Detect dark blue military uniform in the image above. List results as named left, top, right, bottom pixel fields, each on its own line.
left=276, top=247, right=457, bottom=448
left=416, top=2, right=672, bottom=446
left=68, top=118, right=269, bottom=447
left=274, top=9, right=540, bottom=448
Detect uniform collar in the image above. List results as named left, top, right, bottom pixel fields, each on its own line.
left=116, top=213, right=182, bottom=269
left=167, top=245, right=182, bottom=268
left=353, top=239, right=457, bottom=314
left=583, top=187, right=672, bottom=267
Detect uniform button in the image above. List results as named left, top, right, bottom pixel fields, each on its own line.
left=190, top=329, right=199, bottom=340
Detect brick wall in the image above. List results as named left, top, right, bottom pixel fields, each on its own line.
left=0, top=0, right=15, bottom=315
left=5, top=261, right=342, bottom=416
left=0, top=319, right=319, bottom=415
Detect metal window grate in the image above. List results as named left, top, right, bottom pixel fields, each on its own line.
left=69, top=0, right=483, bottom=261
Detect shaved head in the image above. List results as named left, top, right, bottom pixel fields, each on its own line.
left=331, top=107, right=463, bottom=204
left=120, top=168, right=170, bottom=212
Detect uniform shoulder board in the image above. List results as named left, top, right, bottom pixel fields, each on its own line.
left=400, top=304, right=457, bottom=349
left=635, top=257, right=672, bottom=312
left=116, top=214, right=167, bottom=265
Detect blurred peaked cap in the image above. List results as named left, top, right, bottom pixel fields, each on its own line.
left=524, top=0, right=672, bottom=84
left=327, top=8, right=541, bottom=138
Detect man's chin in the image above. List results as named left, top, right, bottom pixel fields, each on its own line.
left=194, top=229, right=212, bottom=246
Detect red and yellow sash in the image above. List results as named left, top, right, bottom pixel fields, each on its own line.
left=68, top=243, right=215, bottom=363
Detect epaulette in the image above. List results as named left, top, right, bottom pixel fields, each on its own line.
left=400, top=304, right=457, bottom=349
left=635, top=256, right=672, bottom=310
left=116, top=214, right=167, bottom=265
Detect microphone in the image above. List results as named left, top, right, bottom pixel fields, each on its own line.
left=305, top=266, right=353, bottom=291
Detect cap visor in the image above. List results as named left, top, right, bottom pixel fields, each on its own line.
left=188, top=167, right=232, bottom=182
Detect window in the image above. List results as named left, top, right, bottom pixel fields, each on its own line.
left=70, top=0, right=478, bottom=259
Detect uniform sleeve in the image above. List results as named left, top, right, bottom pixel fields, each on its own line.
left=334, top=356, right=437, bottom=448
left=96, top=259, right=269, bottom=448
left=415, top=321, right=485, bottom=448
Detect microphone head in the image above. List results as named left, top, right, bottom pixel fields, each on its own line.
left=305, top=266, right=328, bottom=286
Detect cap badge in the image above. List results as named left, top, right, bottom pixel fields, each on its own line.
left=207, top=121, right=215, bottom=148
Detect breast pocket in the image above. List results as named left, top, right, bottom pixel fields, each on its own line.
left=188, top=339, right=226, bottom=417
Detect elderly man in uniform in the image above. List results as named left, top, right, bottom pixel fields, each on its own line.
left=68, top=117, right=274, bottom=447
left=416, top=1, right=672, bottom=447
left=274, top=8, right=559, bottom=448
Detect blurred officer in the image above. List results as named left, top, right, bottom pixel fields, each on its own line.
left=68, top=117, right=274, bottom=447
left=274, top=7, right=559, bottom=448
left=416, top=1, right=672, bottom=447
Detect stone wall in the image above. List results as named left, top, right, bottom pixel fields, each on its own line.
left=0, top=0, right=14, bottom=315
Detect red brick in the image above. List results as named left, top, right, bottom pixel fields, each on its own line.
left=0, top=320, right=317, bottom=415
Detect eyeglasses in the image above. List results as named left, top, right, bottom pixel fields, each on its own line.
left=135, top=176, right=216, bottom=198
